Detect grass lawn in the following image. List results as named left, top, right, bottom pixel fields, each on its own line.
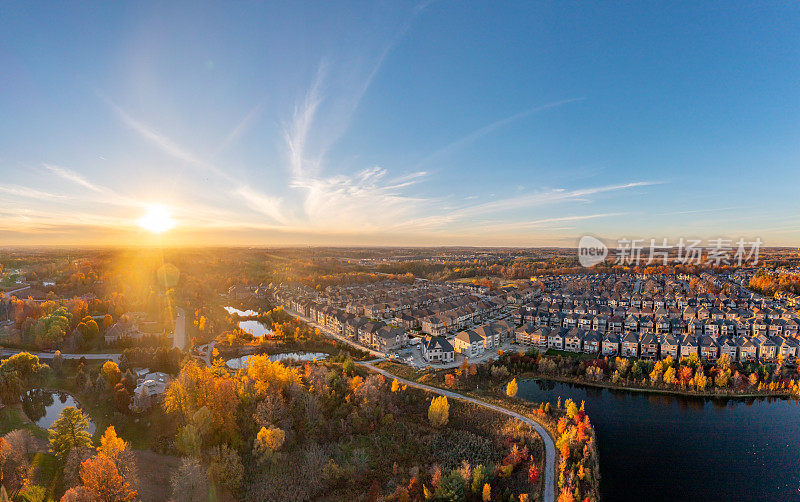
left=373, top=360, right=430, bottom=382
left=0, top=404, right=47, bottom=439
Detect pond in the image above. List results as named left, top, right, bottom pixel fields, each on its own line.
left=517, top=379, right=800, bottom=501
left=225, top=306, right=273, bottom=337
left=226, top=352, right=328, bottom=369
left=24, top=389, right=96, bottom=434
left=224, top=306, right=259, bottom=317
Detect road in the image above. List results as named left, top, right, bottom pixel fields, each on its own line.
left=173, top=307, right=186, bottom=350
left=358, top=360, right=556, bottom=502
left=0, top=348, right=120, bottom=362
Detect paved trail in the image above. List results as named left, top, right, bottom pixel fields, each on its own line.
left=0, top=349, right=120, bottom=362
left=173, top=307, right=186, bottom=350
left=358, top=360, right=556, bottom=502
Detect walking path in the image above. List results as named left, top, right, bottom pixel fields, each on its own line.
left=358, top=360, right=556, bottom=502
left=172, top=307, right=186, bottom=350
left=0, top=348, right=120, bottom=362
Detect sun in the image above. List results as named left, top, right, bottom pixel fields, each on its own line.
left=137, top=204, right=176, bottom=234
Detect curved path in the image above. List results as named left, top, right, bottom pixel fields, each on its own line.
left=358, top=360, right=556, bottom=502
left=0, top=348, right=120, bottom=362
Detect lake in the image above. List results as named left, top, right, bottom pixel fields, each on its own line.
left=226, top=352, right=328, bottom=369
left=24, top=389, right=96, bottom=434
left=517, top=379, right=800, bottom=501
left=224, top=306, right=273, bottom=337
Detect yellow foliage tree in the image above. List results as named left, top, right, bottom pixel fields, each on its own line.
left=428, top=396, right=449, bottom=427
left=253, top=425, right=285, bottom=462
left=482, top=483, right=491, bottom=502
left=391, top=379, right=401, bottom=392
left=506, top=378, right=518, bottom=398
left=99, top=426, right=127, bottom=460
left=663, top=366, right=677, bottom=385
left=101, top=361, right=121, bottom=387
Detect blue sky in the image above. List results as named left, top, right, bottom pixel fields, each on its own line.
left=1, top=1, right=799, bottom=246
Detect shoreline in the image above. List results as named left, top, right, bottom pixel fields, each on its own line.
left=516, top=372, right=796, bottom=400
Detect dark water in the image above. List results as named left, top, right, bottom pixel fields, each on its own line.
left=24, top=389, right=95, bottom=434
left=517, top=379, right=800, bottom=501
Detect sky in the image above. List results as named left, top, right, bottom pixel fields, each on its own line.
left=1, top=1, right=799, bottom=247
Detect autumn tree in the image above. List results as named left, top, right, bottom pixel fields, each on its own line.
left=253, top=425, right=285, bottom=463
left=471, top=464, right=487, bottom=493
left=0, top=352, right=48, bottom=405
left=506, top=378, right=518, bottom=398
left=48, top=407, right=93, bottom=460
left=206, top=444, right=244, bottom=494
left=101, top=361, right=122, bottom=387
left=97, top=426, right=137, bottom=489
left=164, top=362, right=240, bottom=445
left=171, top=458, right=209, bottom=502
left=428, top=396, right=449, bottom=427
left=663, top=366, right=677, bottom=385
left=0, top=435, right=29, bottom=497
left=79, top=453, right=137, bottom=502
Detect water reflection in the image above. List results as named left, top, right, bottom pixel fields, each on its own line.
left=24, top=389, right=95, bottom=434
left=224, top=306, right=258, bottom=317
left=518, top=379, right=800, bottom=501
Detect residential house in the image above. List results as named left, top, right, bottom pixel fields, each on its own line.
left=639, top=332, right=658, bottom=359
left=421, top=336, right=455, bottom=363
left=454, top=330, right=485, bottom=358
left=699, top=336, right=719, bottom=361
left=622, top=332, right=639, bottom=358
left=602, top=332, right=620, bottom=356
left=564, top=328, right=583, bottom=353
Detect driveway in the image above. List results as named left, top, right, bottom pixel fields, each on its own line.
left=358, top=360, right=556, bottom=502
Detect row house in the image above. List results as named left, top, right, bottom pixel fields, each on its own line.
left=622, top=332, right=640, bottom=357
left=659, top=334, right=679, bottom=359
left=736, top=336, right=757, bottom=362
left=515, top=324, right=548, bottom=350
left=583, top=330, right=601, bottom=353
left=548, top=327, right=568, bottom=350
left=454, top=330, right=487, bottom=358
left=345, top=316, right=368, bottom=340
left=357, top=320, right=386, bottom=347
left=374, top=326, right=407, bottom=352
left=639, top=333, right=659, bottom=359
left=564, top=328, right=582, bottom=352
left=602, top=332, right=620, bottom=356
left=699, top=336, right=719, bottom=361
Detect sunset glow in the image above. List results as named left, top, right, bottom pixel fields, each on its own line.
left=137, top=205, right=176, bottom=234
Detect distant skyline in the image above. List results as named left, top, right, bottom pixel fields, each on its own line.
left=1, top=1, right=799, bottom=247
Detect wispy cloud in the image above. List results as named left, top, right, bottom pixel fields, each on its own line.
left=468, top=212, right=626, bottom=233
left=414, top=97, right=585, bottom=168
left=43, top=163, right=103, bottom=193
left=100, top=93, right=233, bottom=181
left=450, top=181, right=662, bottom=219
left=0, top=184, right=67, bottom=201
left=236, top=186, right=289, bottom=225
left=284, top=63, right=326, bottom=178
left=213, top=101, right=267, bottom=157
